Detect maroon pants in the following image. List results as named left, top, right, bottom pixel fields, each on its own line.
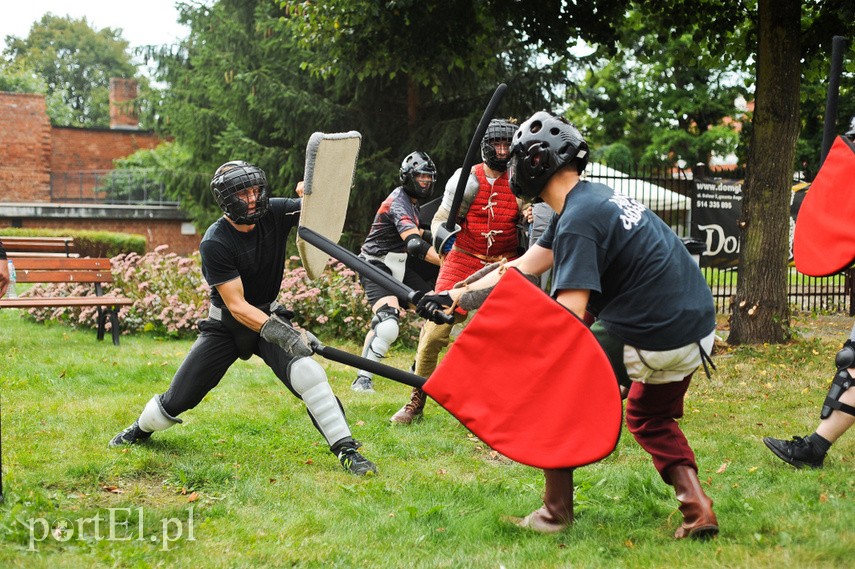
left=625, top=374, right=697, bottom=485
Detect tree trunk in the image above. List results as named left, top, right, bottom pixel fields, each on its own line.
left=407, top=78, right=420, bottom=128
left=728, top=0, right=801, bottom=344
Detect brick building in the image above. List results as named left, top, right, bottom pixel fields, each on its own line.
left=0, top=79, right=200, bottom=255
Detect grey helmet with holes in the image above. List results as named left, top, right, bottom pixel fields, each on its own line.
left=507, top=112, right=589, bottom=198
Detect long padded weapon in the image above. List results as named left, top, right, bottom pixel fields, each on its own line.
left=297, top=226, right=454, bottom=324
left=445, top=83, right=508, bottom=230
left=820, top=36, right=847, bottom=167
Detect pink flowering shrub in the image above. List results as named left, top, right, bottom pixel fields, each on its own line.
left=21, top=249, right=423, bottom=345
left=280, top=256, right=421, bottom=348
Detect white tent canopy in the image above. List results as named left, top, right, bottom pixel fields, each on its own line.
left=583, top=162, right=690, bottom=211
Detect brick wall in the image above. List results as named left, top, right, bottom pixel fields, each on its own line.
left=50, top=127, right=161, bottom=172
left=0, top=93, right=51, bottom=202
left=0, top=90, right=198, bottom=255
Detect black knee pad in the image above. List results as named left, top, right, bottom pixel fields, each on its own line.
left=821, top=341, right=855, bottom=419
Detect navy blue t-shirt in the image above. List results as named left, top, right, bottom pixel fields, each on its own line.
left=538, top=181, right=715, bottom=350
left=200, top=198, right=302, bottom=309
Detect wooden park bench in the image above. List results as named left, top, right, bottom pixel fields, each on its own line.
left=0, top=257, right=133, bottom=345
left=0, top=236, right=76, bottom=257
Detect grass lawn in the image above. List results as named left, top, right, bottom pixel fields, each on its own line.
left=0, top=309, right=853, bottom=568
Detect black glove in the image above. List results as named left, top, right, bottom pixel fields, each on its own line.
left=416, top=291, right=454, bottom=324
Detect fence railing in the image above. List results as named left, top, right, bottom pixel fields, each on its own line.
left=701, top=266, right=853, bottom=315
left=582, top=162, right=851, bottom=315
left=50, top=170, right=178, bottom=206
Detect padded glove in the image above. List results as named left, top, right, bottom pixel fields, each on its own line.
left=260, top=314, right=315, bottom=358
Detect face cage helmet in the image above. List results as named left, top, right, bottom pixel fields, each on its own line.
left=481, top=119, right=518, bottom=172
left=399, top=151, right=437, bottom=199
left=210, top=160, right=270, bottom=224
left=507, top=111, right=589, bottom=199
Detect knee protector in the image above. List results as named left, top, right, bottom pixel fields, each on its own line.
left=821, top=341, right=855, bottom=419
left=138, top=395, right=183, bottom=433
left=289, top=357, right=351, bottom=445
left=363, top=305, right=400, bottom=360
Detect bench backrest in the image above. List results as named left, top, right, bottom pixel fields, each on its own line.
left=1, top=236, right=75, bottom=257
left=11, top=258, right=114, bottom=284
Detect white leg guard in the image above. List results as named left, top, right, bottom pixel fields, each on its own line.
left=358, top=310, right=399, bottom=380
left=290, top=357, right=352, bottom=445
left=138, top=395, right=182, bottom=433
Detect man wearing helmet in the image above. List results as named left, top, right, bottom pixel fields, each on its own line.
left=108, top=161, right=377, bottom=476
left=351, top=151, right=442, bottom=393
left=420, top=111, right=719, bottom=538
left=389, top=119, right=523, bottom=423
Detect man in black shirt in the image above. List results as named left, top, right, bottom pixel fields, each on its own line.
left=109, top=161, right=376, bottom=476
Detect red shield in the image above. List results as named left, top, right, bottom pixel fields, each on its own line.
left=794, top=135, right=855, bottom=277
left=423, top=268, right=622, bottom=469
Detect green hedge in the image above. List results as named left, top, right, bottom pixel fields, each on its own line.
left=0, top=228, right=146, bottom=257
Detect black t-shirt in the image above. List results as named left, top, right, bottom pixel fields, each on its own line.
left=360, top=187, right=420, bottom=257
left=538, top=181, right=715, bottom=351
left=200, top=198, right=301, bottom=309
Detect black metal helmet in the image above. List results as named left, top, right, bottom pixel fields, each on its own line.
left=481, top=119, right=518, bottom=171
left=399, top=151, right=437, bottom=199
left=507, top=111, right=589, bottom=199
left=210, top=160, right=270, bottom=224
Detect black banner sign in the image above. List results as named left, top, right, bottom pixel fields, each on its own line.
left=691, top=177, right=743, bottom=268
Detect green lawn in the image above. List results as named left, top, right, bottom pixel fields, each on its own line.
left=0, top=310, right=853, bottom=568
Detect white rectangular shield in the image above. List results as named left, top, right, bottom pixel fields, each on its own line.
left=297, top=131, right=361, bottom=279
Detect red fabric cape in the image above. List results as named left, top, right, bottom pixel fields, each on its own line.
left=793, top=135, right=855, bottom=277
left=423, top=268, right=622, bottom=469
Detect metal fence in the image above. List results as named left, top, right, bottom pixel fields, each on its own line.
left=702, top=266, right=854, bottom=315
left=582, top=162, right=851, bottom=315
left=50, top=169, right=178, bottom=206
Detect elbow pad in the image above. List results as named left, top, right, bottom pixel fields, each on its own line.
left=405, top=234, right=431, bottom=260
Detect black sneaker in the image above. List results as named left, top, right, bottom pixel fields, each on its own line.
left=108, top=421, right=152, bottom=448
left=763, top=435, right=826, bottom=469
left=337, top=446, right=377, bottom=476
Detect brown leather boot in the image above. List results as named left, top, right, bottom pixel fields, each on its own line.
left=389, top=388, right=426, bottom=424
left=510, top=469, right=574, bottom=533
left=669, top=465, right=719, bottom=539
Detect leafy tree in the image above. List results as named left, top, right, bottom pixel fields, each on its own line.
left=636, top=0, right=855, bottom=344
left=149, top=0, right=567, bottom=241
left=567, top=10, right=745, bottom=168
left=1, top=14, right=156, bottom=128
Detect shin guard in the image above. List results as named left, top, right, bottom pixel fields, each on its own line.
left=358, top=306, right=399, bottom=379
left=289, top=357, right=351, bottom=445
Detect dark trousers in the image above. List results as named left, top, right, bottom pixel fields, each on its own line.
left=625, top=375, right=698, bottom=485
left=159, top=318, right=351, bottom=448
left=160, top=318, right=300, bottom=415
